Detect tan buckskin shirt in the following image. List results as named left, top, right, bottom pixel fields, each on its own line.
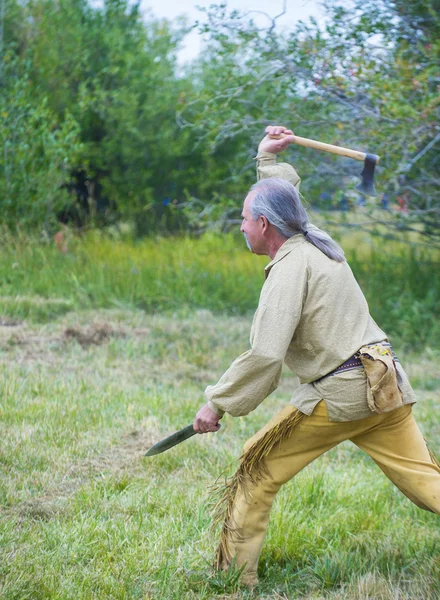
left=205, top=152, right=415, bottom=421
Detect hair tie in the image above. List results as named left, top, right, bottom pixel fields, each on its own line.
left=302, top=229, right=310, bottom=238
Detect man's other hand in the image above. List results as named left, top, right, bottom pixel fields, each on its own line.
left=258, top=125, right=295, bottom=154
left=194, top=404, right=222, bottom=434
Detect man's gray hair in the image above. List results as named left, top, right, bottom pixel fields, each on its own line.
left=249, top=178, right=345, bottom=263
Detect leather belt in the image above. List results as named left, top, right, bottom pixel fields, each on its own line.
left=329, top=354, right=362, bottom=375
left=315, top=342, right=398, bottom=383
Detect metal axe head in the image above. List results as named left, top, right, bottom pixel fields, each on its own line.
left=356, top=153, right=380, bottom=196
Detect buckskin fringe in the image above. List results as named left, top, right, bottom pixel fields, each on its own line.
left=212, top=407, right=304, bottom=569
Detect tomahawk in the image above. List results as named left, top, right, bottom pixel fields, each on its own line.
left=271, top=133, right=380, bottom=196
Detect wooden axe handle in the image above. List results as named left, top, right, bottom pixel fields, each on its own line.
left=270, top=134, right=380, bottom=164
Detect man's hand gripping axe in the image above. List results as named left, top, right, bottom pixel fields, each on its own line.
left=271, top=133, right=380, bottom=196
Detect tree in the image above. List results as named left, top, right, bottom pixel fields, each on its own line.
left=178, top=0, right=440, bottom=245
left=1, top=0, right=211, bottom=233
left=26, top=0, right=198, bottom=233
left=0, top=52, right=83, bottom=230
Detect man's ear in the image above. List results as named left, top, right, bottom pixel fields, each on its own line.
left=260, top=215, right=270, bottom=233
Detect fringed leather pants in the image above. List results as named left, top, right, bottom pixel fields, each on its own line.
left=214, top=401, right=440, bottom=586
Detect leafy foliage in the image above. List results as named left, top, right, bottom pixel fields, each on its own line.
left=180, top=0, right=440, bottom=244
left=0, top=0, right=438, bottom=240
left=0, top=53, right=83, bottom=229
left=1, top=0, right=209, bottom=232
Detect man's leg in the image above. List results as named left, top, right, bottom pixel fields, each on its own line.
left=350, top=405, right=440, bottom=514
left=214, top=402, right=440, bottom=586
left=214, top=401, right=355, bottom=585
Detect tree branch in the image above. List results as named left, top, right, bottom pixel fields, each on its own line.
left=403, top=131, right=440, bottom=173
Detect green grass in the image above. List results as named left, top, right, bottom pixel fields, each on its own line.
left=0, top=229, right=439, bottom=597
left=0, top=231, right=265, bottom=316
left=0, top=228, right=439, bottom=350
left=0, top=310, right=439, bottom=599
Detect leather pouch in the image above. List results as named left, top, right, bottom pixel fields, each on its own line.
left=357, top=344, right=404, bottom=413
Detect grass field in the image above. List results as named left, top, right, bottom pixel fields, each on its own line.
left=0, top=308, right=439, bottom=599
left=0, top=230, right=439, bottom=598
left=0, top=229, right=439, bottom=349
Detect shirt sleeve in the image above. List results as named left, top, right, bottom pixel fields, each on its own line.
left=256, top=151, right=301, bottom=190
left=205, top=251, right=308, bottom=417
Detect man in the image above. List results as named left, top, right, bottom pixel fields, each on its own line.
left=193, top=125, right=440, bottom=587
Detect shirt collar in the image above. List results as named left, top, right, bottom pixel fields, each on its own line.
left=264, top=234, right=305, bottom=277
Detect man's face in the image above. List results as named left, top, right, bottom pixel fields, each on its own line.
left=240, top=193, right=266, bottom=255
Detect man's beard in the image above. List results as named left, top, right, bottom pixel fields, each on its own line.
left=243, top=233, right=253, bottom=252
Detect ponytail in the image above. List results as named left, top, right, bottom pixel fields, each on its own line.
left=250, top=178, right=345, bottom=263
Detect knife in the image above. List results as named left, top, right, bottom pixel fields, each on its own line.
left=145, top=424, right=197, bottom=457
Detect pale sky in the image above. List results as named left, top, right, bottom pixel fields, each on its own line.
left=140, top=0, right=325, bottom=62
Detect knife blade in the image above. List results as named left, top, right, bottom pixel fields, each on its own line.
left=145, top=424, right=197, bottom=457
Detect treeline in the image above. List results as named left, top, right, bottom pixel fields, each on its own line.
left=0, top=0, right=439, bottom=241
left=1, top=0, right=214, bottom=235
